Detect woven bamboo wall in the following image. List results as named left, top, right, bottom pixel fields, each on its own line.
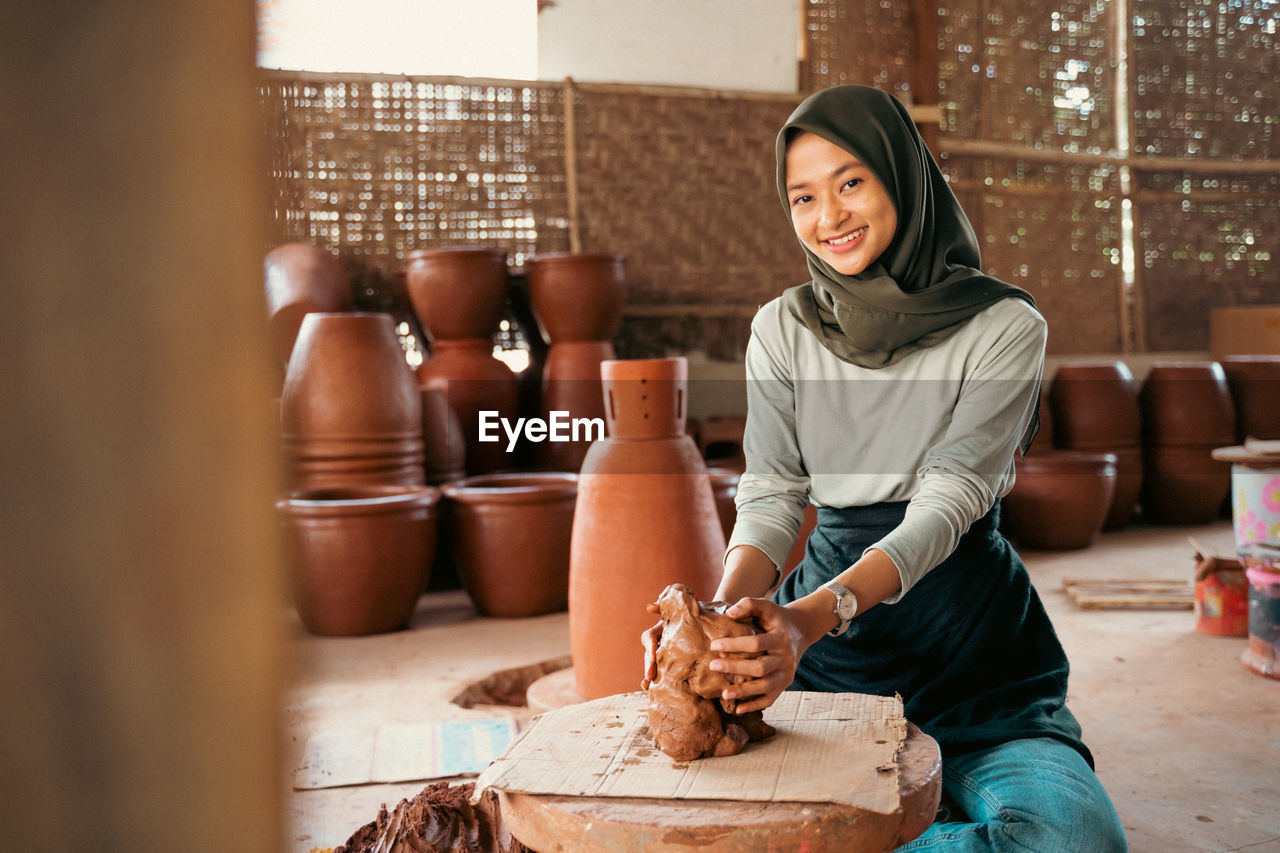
left=260, top=0, right=1277, bottom=360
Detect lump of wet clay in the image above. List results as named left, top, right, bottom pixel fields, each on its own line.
left=334, top=781, right=530, bottom=853
left=643, top=583, right=777, bottom=761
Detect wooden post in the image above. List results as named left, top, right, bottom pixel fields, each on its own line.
left=0, top=2, right=284, bottom=851
left=562, top=77, right=583, bottom=253
left=909, top=0, right=941, bottom=153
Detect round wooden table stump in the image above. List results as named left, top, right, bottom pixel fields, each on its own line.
left=498, top=721, right=941, bottom=853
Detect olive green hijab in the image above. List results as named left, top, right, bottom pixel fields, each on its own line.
left=778, top=85, right=1036, bottom=370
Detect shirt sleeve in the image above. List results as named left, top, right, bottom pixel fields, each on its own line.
left=870, top=302, right=1047, bottom=602
left=725, top=310, right=811, bottom=571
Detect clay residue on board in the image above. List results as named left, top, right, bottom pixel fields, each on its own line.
left=335, top=781, right=530, bottom=853
left=642, top=583, right=777, bottom=761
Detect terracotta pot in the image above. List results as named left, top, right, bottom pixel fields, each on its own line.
left=1026, top=390, right=1054, bottom=454
left=570, top=357, right=725, bottom=699
left=1000, top=451, right=1118, bottom=550
left=1048, top=361, right=1141, bottom=449
left=1219, top=355, right=1280, bottom=441
left=527, top=252, right=628, bottom=342
left=1141, top=445, right=1231, bottom=525
left=263, top=243, right=352, bottom=369
left=1103, top=446, right=1143, bottom=531
left=278, top=485, right=440, bottom=636
left=416, top=338, right=520, bottom=475
left=537, top=340, right=615, bottom=471
left=441, top=473, right=579, bottom=618
left=706, top=467, right=741, bottom=543
left=405, top=247, right=509, bottom=340
left=281, top=312, right=424, bottom=490
left=699, top=414, right=748, bottom=467
left=783, top=503, right=820, bottom=576
left=1139, top=362, right=1236, bottom=447
left=421, top=387, right=466, bottom=485
left=506, top=271, right=550, bottom=464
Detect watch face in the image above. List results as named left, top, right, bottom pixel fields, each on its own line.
left=837, top=592, right=858, bottom=621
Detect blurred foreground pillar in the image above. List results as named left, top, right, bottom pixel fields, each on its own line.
left=0, top=2, right=284, bottom=850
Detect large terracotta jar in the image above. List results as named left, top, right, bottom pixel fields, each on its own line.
left=1001, top=451, right=1118, bottom=550
left=263, top=243, right=352, bottom=374
left=1139, top=362, right=1235, bottom=524
left=404, top=247, right=510, bottom=340
left=420, top=387, right=466, bottom=486
left=1219, top=355, right=1280, bottom=441
left=416, top=339, right=519, bottom=475
left=528, top=253, right=628, bottom=471
left=281, top=312, right=424, bottom=491
left=278, top=484, right=440, bottom=636
left=440, top=472, right=579, bottom=618
left=1048, top=361, right=1142, bottom=530
left=569, top=357, right=725, bottom=699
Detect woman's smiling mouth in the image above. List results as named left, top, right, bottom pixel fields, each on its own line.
left=822, top=225, right=868, bottom=252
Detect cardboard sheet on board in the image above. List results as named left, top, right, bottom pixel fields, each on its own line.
left=474, top=691, right=906, bottom=814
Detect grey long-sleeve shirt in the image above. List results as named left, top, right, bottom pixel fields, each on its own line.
left=726, top=295, right=1047, bottom=603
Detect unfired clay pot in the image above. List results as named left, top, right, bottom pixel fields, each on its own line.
left=569, top=357, right=725, bottom=699
left=281, top=312, right=425, bottom=490
left=404, top=247, right=510, bottom=341
left=263, top=243, right=352, bottom=370
left=278, top=484, right=440, bottom=636
left=527, top=252, right=628, bottom=342
left=416, top=338, right=520, bottom=476
left=441, top=473, right=578, bottom=618
left=1219, top=355, right=1280, bottom=441
left=1001, top=451, right=1117, bottom=550
left=1139, top=361, right=1237, bottom=447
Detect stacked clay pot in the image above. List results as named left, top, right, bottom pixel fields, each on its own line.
left=278, top=484, right=440, bottom=635
left=1001, top=391, right=1119, bottom=550
left=1219, top=355, right=1280, bottom=442
left=1047, top=361, right=1143, bottom=529
left=440, top=472, right=579, bottom=618
left=407, top=247, right=519, bottom=476
left=527, top=253, right=628, bottom=471
left=1138, top=361, right=1235, bottom=524
left=281, top=312, right=425, bottom=491
left=263, top=243, right=352, bottom=379
left=569, top=357, right=725, bottom=699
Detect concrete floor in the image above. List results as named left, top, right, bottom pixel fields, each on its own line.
left=283, top=518, right=1279, bottom=853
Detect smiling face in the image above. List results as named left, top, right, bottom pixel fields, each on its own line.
left=784, top=130, right=898, bottom=277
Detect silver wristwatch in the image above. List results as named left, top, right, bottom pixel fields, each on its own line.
left=822, top=579, right=858, bottom=637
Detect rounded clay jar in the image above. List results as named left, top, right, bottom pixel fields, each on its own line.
left=569, top=357, right=725, bottom=699
left=405, top=247, right=510, bottom=341
left=440, top=472, right=579, bottom=618
left=1001, top=450, right=1118, bottom=550
left=527, top=252, right=628, bottom=342
left=279, top=484, right=440, bottom=636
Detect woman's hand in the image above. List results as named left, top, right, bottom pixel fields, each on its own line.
left=707, top=597, right=828, bottom=713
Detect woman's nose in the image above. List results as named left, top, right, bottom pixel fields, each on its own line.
left=818, top=196, right=846, bottom=229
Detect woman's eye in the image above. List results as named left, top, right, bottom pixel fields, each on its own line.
left=791, top=194, right=812, bottom=207
left=843, top=178, right=862, bottom=190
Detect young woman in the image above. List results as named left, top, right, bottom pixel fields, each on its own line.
left=706, top=86, right=1128, bottom=851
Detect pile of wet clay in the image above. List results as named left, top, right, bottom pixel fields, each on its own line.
left=643, top=583, right=776, bottom=761
left=333, top=781, right=530, bottom=853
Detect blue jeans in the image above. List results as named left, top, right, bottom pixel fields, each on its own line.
left=896, top=737, right=1127, bottom=852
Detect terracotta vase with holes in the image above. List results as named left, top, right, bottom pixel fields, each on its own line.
left=416, top=339, right=519, bottom=476
left=1219, top=355, right=1280, bottom=441
left=404, top=247, right=510, bottom=340
left=569, top=357, right=725, bottom=699
left=263, top=243, right=352, bottom=374
left=1001, top=451, right=1118, bottom=550
left=278, top=484, right=440, bottom=636
left=441, top=472, right=578, bottom=618
left=281, top=313, right=424, bottom=490
left=528, top=253, right=628, bottom=471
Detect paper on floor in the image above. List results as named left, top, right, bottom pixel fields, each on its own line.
left=474, top=691, right=905, bottom=813
left=293, top=718, right=520, bottom=790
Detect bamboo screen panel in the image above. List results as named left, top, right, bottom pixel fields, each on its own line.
left=945, top=155, right=1125, bottom=353
left=572, top=87, right=803, bottom=360
left=1130, top=0, right=1280, bottom=350
left=800, top=0, right=913, bottom=94
left=259, top=74, right=571, bottom=270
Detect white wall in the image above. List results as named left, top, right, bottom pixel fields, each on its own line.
left=538, top=0, right=799, bottom=93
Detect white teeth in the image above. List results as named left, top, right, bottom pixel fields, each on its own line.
left=827, top=227, right=867, bottom=246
